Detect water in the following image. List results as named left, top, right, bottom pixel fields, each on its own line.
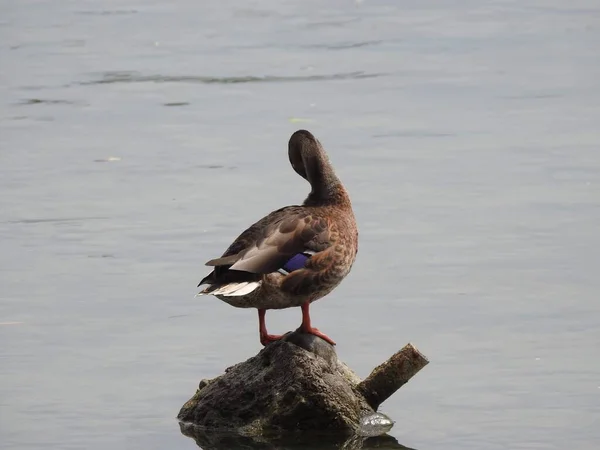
left=1, top=1, right=599, bottom=449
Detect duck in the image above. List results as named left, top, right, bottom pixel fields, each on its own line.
left=197, top=130, right=358, bottom=346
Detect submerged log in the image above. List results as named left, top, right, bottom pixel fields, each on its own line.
left=178, top=330, right=428, bottom=437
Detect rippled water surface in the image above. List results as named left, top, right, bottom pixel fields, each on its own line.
left=2, top=1, right=600, bottom=449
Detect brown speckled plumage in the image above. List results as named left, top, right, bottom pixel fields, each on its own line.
left=197, top=130, right=358, bottom=345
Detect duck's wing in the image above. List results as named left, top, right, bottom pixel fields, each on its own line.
left=198, top=207, right=330, bottom=287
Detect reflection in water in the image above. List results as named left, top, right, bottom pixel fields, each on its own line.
left=179, top=422, right=417, bottom=450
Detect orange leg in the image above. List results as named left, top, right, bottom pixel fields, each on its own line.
left=300, top=302, right=336, bottom=345
left=258, top=309, right=282, bottom=346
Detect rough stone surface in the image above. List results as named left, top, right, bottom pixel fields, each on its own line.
left=177, top=331, right=372, bottom=435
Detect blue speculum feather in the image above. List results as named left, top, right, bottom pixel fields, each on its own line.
left=281, top=253, right=310, bottom=274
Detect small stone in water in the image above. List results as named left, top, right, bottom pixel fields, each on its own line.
left=358, top=412, right=395, bottom=437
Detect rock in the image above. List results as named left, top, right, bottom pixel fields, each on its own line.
left=177, top=330, right=428, bottom=438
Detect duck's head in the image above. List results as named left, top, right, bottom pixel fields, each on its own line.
left=288, top=129, right=317, bottom=181
left=288, top=130, right=345, bottom=205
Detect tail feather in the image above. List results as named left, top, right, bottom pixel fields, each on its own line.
left=196, top=281, right=260, bottom=297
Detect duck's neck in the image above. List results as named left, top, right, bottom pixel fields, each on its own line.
left=303, top=154, right=350, bottom=207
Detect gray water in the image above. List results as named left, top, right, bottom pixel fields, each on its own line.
left=1, top=1, right=600, bottom=449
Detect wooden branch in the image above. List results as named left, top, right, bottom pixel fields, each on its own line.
left=356, top=343, right=429, bottom=410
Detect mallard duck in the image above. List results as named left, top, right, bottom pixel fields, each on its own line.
left=197, top=130, right=358, bottom=346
